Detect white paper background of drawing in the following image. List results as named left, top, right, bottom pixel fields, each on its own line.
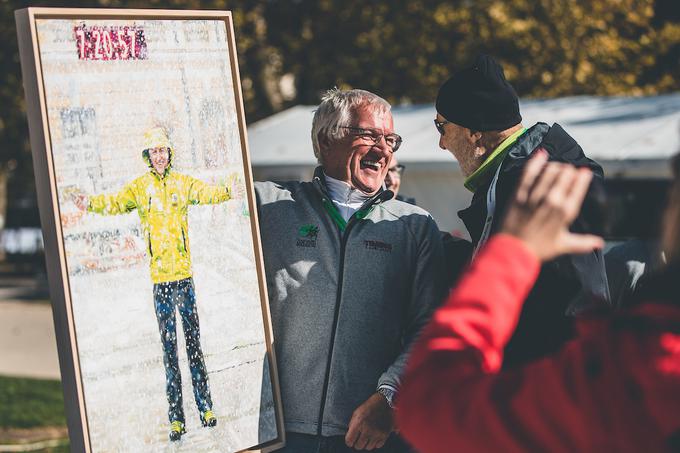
left=35, top=18, right=277, bottom=452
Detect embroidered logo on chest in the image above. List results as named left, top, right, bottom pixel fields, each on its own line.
left=296, top=224, right=319, bottom=248
left=364, top=240, right=392, bottom=253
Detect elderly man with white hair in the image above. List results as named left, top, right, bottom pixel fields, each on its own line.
left=255, top=88, right=446, bottom=452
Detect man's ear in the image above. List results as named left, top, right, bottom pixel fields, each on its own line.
left=319, top=133, right=332, bottom=150
left=319, top=133, right=337, bottom=162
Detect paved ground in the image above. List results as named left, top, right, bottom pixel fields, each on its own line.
left=0, top=300, right=60, bottom=380
left=0, top=275, right=60, bottom=380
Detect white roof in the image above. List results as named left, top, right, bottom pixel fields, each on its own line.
left=248, top=93, right=680, bottom=166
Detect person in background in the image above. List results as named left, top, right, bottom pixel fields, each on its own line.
left=255, top=88, right=446, bottom=452
left=397, top=150, right=680, bottom=453
left=385, top=157, right=415, bottom=205
left=434, top=54, right=610, bottom=366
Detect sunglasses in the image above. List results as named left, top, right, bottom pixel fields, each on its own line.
left=433, top=119, right=451, bottom=135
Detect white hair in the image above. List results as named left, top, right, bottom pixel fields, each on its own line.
left=311, top=88, right=392, bottom=163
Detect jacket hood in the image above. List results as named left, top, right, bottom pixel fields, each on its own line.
left=502, top=122, right=607, bottom=236
left=142, top=126, right=173, bottom=177
left=502, top=122, right=604, bottom=177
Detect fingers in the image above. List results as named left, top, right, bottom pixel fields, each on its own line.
left=515, top=148, right=548, bottom=204
left=227, top=173, right=246, bottom=200
left=354, top=432, right=370, bottom=450
left=345, top=422, right=360, bottom=448
left=74, top=194, right=88, bottom=211
left=345, top=428, right=368, bottom=450
left=346, top=430, right=387, bottom=451
left=562, top=232, right=604, bottom=255
left=528, top=162, right=591, bottom=224
left=563, top=168, right=593, bottom=222
left=503, top=150, right=600, bottom=261
left=527, top=161, right=565, bottom=208
left=345, top=421, right=387, bottom=451
left=367, top=437, right=387, bottom=450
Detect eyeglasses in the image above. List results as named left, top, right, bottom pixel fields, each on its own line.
left=434, top=119, right=451, bottom=135
left=388, top=164, right=405, bottom=176
left=340, top=126, right=403, bottom=152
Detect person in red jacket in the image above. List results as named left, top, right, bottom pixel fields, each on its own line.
left=397, top=150, right=680, bottom=453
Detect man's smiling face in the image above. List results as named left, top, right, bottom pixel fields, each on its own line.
left=149, top=147, right=170, bottom=175
left=321, top=105, right=394, bottom=195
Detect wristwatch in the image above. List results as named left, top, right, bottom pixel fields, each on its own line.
left=377, top=387, right=396, bottom=409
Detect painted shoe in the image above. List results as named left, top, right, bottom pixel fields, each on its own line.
left=201, top=410, right=217, bottom=428
left=169, top=420, right=186, bottom=441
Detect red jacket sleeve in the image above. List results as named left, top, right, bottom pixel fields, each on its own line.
left=397, top=234, right=551, bottom=452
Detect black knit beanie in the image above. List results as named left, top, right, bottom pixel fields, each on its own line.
left=436, top=55, right=522, bottom=131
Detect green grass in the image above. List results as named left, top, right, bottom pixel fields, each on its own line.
left=0, top=376, right=66, bottom=428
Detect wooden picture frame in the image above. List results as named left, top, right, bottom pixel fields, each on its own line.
left=15, top=8, right=284, bottom=453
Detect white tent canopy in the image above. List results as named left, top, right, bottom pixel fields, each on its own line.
left=247, top=93, right=680, bottom=233
left=249, top=93, right=680, bottom=167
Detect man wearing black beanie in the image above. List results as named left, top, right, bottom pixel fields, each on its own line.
left=434, top=54, right=612, bottom=367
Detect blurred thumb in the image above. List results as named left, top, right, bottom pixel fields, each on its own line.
left=562, top=233, right=604, bottom=256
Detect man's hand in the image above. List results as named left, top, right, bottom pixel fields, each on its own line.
left=501, top=149, right=604, bottom=262
left=226, top=172, right=246, bottom=200
left=73, top=193, right=89, bottom=212
left=345, top=392, right=394, bottom=450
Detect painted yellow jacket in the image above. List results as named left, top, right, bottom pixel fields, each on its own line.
left=88, top=171, right=230, bottom=283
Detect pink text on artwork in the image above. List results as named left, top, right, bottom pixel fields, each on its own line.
left=73, top=24, right=147, bottom=61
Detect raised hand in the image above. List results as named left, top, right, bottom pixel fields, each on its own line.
left=501, top=149, right=604, bottom=262
left=226, top=172, right=246, bottom=200
left=73, top=193, right=89, bottom=212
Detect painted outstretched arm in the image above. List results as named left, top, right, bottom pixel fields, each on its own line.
left=74, top=185, right=138, bottom=215
left=187, top=172, right=245, bottom=205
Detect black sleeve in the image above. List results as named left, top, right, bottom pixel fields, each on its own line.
left=440, top=231, right=473, bottom=290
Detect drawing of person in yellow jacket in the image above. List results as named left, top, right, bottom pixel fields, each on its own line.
left=74, top=126, right=241, bottom=441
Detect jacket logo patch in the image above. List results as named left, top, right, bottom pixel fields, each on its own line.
left=297, top=224, right=318, bottom=248
left=299, top=224, right=319, bottom=238
left=364, top=240, right=392, bottom=253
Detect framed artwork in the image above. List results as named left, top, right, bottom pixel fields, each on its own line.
left=15, top=8, right=284, bottom=452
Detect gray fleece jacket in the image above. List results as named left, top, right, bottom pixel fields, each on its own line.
left=255, top=168, right=446, bottom=437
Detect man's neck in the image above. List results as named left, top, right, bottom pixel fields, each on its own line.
left=464, top=125, right=527, bottom=192
left=324, top=173, right=373, bottom=200
left=323, top=172, right=374, bottom=222
left=485, top=124, right=524, bottom=154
